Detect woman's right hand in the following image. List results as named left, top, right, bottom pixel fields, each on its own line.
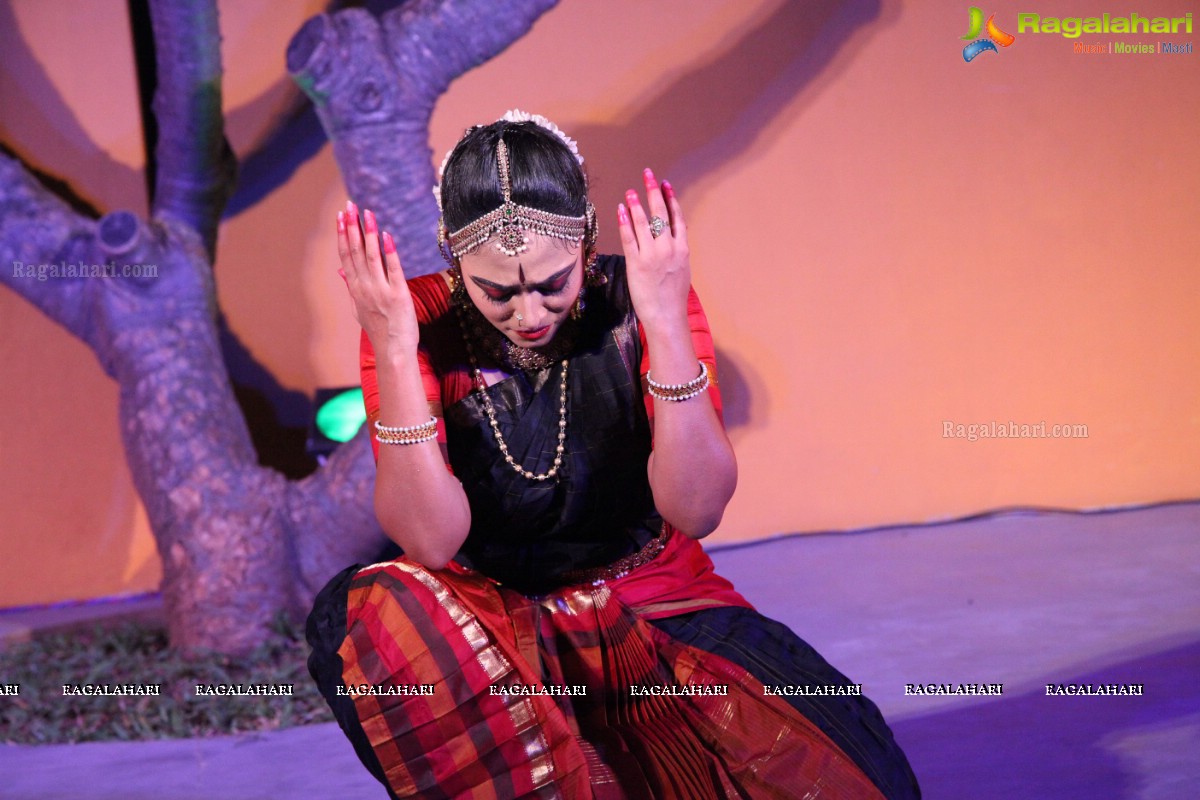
left=340, top=201, right=471, bottom=567
left=337, top=200, right=419, bottom=355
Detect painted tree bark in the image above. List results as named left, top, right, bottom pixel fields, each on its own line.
left=287, top=0, right=557, bottom=277
left=0, top=0, right=556, bottom=653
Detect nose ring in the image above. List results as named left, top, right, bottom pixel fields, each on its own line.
left=515, top=313, right=524, bottom=323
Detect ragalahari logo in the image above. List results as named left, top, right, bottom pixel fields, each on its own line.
left=962, top=7, right=1016, bottom=61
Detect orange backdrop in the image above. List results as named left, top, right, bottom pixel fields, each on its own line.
left=1, top=0, right=1197, bottom=607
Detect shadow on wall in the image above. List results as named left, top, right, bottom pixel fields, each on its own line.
left=713, top=345, right=756, bottom=430
left=0, top=3, right=142, bottom=214
left=573, top=0, right=892, bottom=434
left=891, top=637, right=1200, bottom=799
left=573, top=0, right=890, bottom=209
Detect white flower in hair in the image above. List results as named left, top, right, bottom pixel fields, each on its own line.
left=432, top=145, right=453, bottom=210
left=501, top=109, right=584, bottom=166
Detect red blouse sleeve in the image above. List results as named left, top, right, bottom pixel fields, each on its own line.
left=637, top=286, right=724, bottom=433
left=359, top=274, right=453, bottom=468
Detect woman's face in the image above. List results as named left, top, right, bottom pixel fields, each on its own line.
left=458, top=234, right=584, bottom=348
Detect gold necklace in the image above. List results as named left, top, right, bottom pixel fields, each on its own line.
left=455, top=304, right=569, bottom=482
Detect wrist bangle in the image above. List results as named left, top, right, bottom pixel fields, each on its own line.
left=646, top=361, right=710, bottom=402
left=374, top=416, right=438, bottom=445
left=375, top=416, right=437, bottom=435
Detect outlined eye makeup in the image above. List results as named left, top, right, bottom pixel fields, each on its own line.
left=470, top=261, right=576, bottom=305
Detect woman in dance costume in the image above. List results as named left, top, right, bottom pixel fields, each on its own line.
left=308, top=110, right=920, bottom=799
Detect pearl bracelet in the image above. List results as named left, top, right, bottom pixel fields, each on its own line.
left=374, top=416, right=438, bottom=445
left=646, top=361, right=710, bottom=402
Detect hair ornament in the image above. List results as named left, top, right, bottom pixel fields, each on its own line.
left=433, top=111, right=583, bottom=212
left=445, top=138, right=589, bottom=259
left=499, top=109, right=584, bottom=166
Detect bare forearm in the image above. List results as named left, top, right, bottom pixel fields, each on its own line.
left=643, top=317, right=737, bottom=538
left=616, top=168, right=733, bottom=535
left=371, top=342, right=470, bottom=568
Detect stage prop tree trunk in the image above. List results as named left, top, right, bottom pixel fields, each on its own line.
left=0, top=0, right=556, bottom=654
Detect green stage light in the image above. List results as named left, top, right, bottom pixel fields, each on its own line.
left=312, top=388, right=362, bottom=450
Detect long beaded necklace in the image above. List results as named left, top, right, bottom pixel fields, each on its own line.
left=454, top=303, right=569, bottom=482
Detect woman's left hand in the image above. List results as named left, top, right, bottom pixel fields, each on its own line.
left=618, top=169, right=691, bottom=331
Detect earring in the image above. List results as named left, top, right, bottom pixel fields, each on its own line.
left=437, top=218, right=456, bottom=268
left=571, top=263, right=606, bottom=320
left=448, top=264, right=467, bottom=306
left=572, top=204, right=604, bottom=320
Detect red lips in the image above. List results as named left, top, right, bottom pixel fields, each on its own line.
left=515, top=326, right=551, bottom=341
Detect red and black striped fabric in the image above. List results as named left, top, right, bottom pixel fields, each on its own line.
left=333, top=554, right=885, bottom=799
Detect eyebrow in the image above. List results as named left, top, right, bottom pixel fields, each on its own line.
left=469, top=261, right=576, bottom=293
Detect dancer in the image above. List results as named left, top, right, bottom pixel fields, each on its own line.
left=308, top=110, right=920, bottom=799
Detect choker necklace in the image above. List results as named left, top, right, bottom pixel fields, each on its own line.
left=455, top=303, right=569, bottom=482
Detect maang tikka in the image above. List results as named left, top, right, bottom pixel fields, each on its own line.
left=442, top=138, right=591, bottom=261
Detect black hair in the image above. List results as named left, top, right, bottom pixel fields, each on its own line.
left=441, top=120, right=588, bottom=231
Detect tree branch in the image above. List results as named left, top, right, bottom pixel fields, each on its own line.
left=147, top=0, right=235, bottom=257
left=286, top=429, right=387, bottom=603
left=287, top=0, right=558, bottom=277
left=0, top=152, right=97, bottom=343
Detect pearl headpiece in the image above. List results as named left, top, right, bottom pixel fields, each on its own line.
left=436, top=111, right=592, bottom=262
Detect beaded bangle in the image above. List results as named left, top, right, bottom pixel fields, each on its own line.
left=374, top=416, right=438, bottom=446
left=375, top=416, right=438, bottom=435
left=646, top=361, right=710, bottom=402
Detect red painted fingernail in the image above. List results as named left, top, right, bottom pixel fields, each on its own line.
left=363, top=209, right=376, bottom=234
left=662, top=179, right=674, bottom=196
left=382, top=231, right=396, bottom=254
left=345, top=200, right=356, bottom=215
left=617, top=204, right=629, bottom=224
left=643, top=168, right=657, bottom=188
left=336, top=211, right=346, bottom=232
left=625, top=190, right=639, bottom=205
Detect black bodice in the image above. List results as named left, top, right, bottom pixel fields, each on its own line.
left=439, top=256, right=662, bottom=595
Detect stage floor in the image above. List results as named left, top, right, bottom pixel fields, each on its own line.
left=3, top=501, right=1198, bottom=799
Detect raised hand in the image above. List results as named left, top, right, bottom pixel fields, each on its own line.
left=336, top=201, right=420, bottom=355
left=617, top=168, right=691, bottom=332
